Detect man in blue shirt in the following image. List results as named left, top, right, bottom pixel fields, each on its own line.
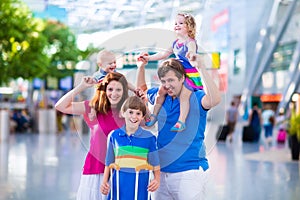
left=136, top=53, right=221, bottom=199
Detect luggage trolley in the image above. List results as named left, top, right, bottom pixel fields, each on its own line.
left=108, top=163, right=153, bottom=200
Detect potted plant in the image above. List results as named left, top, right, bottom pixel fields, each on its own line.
left=288, top=112, right=300, bottom=160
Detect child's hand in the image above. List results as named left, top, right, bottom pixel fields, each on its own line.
left=158, top=86, right=168, bottom=96
left=140, top=54, right=150, bottom=62
left=100, top=182, right=110, bottom=195
left=188, top=54, right=204, bottom=69
left=148, top=178, right=160, bottom=192
left=137, top=52, right=149, bottom=66
left=135, top=88, right=143, bottom=97
left=81, top=76, right=96, bottom=88
left=88, top=108, right=96, bottom=121
left=186, top=51, right=197, bottom=62
left=138, top=52, right=149, bottom=59
left=135, top=88, right=148, bottom=104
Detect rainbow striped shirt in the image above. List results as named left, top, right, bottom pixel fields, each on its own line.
left=106, top=126, right=159, bottom=169
left=173, top=39, right=203, bottom=90
left=105, top=126, right=159, bottom=199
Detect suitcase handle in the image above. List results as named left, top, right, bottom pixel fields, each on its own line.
left=109, top=163, right=120, bottom=170
left=135, top=164, right=153, bottom=172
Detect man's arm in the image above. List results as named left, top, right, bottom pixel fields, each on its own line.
left=136, top=54, right=149, bottom=91
left=189, top=54, right=221, bottom=109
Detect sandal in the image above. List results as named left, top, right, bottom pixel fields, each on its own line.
left=145, top=114, right=157, bottom=127
left=170, top=120, right=186, bottom=132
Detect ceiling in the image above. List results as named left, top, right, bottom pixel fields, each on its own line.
left=23, top=0, right=222, bottom=34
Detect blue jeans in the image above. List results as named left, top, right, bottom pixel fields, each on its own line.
left=264, top=124, right=273, bottom=138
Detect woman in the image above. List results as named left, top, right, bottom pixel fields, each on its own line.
left=55, top=72, right=128, bottom=200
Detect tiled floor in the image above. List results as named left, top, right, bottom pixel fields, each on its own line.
left=0, top=121, right=299, bottom=200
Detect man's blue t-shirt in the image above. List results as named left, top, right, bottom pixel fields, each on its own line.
left=147, top=87, right=208, bottom=172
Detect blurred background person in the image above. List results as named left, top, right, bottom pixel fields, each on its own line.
left=262, top=104, right=275, bottom=146
left=248, top=102, right=262, bottom=142
left=226, top=101, right=238, bottom=142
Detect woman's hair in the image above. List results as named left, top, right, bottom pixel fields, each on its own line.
left=90, top=72, right=128, bottom=114
left=177, top=13, right=196, bottom=39
left=121, top=96, right=147, bottom=117
left=157, top=58, right=186, bottom=80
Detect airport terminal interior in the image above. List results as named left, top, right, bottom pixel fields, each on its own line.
left=1, top=0, right=300, bottom=199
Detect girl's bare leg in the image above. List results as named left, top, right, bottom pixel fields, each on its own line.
left=171, top=86, right=191, bottom=131
left=145, top=86, right=166, bottom=126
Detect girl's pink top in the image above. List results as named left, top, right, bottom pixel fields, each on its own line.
left=82, top=101, right=124, bottom=174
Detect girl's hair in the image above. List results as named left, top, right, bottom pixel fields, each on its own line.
left=121, top=96, right=147, bottom=117
left=177, top=13, right=196, bottom=39
left=157, top=58, right=186, bottom=80
left=90, top=72, right=129, bottom=114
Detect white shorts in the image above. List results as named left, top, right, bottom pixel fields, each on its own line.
left=76, top=173, right=107, bottom=200
left=152, top=168, right=209, bottom=200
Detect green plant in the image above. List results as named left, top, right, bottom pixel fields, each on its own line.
left=288, top=112, right=300, bottom=141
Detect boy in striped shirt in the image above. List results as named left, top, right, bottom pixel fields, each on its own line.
left=100, top=96, right=160, bottom=199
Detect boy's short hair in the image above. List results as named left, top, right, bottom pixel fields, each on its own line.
left=121, top=96, right=146, bottom=116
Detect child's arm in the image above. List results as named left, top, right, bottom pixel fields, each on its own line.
left=100, top=166, right=110, bottom=195
left=148, top=166, right=160, bottom=192
left=142, top=47, right=173, bottom=61
left=185, top=40, right=197, bottom=61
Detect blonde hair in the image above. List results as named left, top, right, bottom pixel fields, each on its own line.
left=96, top=49, right=115, bottom=65
left=177, top=13, right=196, bottom=39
